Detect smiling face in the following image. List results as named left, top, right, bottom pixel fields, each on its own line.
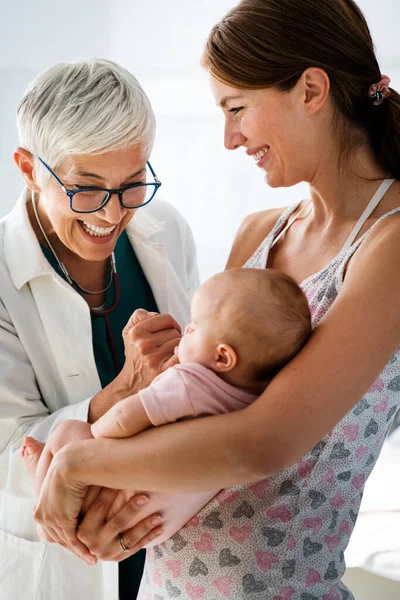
left=33, top=146, right=148, bottom=262
left=211, top=76, right=327, bottom=188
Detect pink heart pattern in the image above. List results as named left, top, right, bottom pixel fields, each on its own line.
left=304, top=517, right=323, bottom=535
left=166, top=560, right=181, bottom=578
left=216, top=490, right=238, bottom=505
left=266, top=505, right=292, bottom=523
left=342, top=424, right=359, bottom=443
left=298, top=459, right=314, bottom=479
left=186, top=582, right=205, bottom=599
left=273, top=586, right=296, bottom=600
left=212, top=576, right=232, bottom=597
left=194, top=533, right=214, bottom=552
left=250, top=480, right=270, bottom=499
left=306, top=567, right=322, bottom=587
left=229, top=525, right=252, bottom=545
left=254, top=551, right=280, bottom=572
left=184, top=515, right=200, bottom=528
left=374, top=395, right=389, bottom=414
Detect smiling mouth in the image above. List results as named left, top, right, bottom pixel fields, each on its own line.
left=252, top=146, right=270, bottom=162
left=79, top=221, right=117, bottom=237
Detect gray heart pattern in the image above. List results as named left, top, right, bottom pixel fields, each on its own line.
left=301, top=594, right=318, bottom=600
left=242, top=574, right=268, bottom=594
left=328, top=510, right=339, bottom=531
left=166, top=580, right=181, bottom=597
left=387, top=406, right=397, bottom=422
left=203, top=511, right=223, bottom=529
left=279, top=480, right=300, bottom=496
left=154, top=546, right=163, bottom=559
left=353, top=398, right=370, bottom=415
left=364, top=419, right=378, bottom=438
left=388, top=375, right=400, bottom=391
left=324, top=561, right=338, bottom=580
left=311, top=440, right=327, bottom=458
left=219, top=548, right=241, bottom=567
left=329, top=442, right=351, bottom=460
left=340, top=589, right=350, bottom=600
left=233, top=501, right=255, bottom=519
left=154, top=596, right=165, bottom=600
left=349, top=509, right=358, bottom=525
left=170, top=533, right=188, bottom=553
left=366, top=454, right=375, bottom=468
left=303, top=537, right=323, bottom=557
left=309, top=490, right=327, bottom=509
left=261, top=527, right=286, bottom=547
left=282, top=559, right=296, bottom=579
left=189, top=557, right=209, bottom=577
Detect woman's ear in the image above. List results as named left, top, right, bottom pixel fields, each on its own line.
left=13, top=147, right=41, bottom=191
left=301, top=67, right=330, bottom=116
left=214, top=343, right=238, bottom=373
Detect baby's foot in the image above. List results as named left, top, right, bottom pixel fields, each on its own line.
left=21, top=436, right=44, bottom=482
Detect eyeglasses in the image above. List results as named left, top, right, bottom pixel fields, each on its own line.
left=37, top=157, right=162, bottom=214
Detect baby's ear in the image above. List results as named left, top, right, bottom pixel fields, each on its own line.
left=214, top=343, right=237, bottom=373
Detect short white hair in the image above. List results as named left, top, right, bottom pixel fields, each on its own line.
left=17, top=58, right=155, bottom=169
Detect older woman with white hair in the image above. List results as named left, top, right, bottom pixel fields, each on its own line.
left=0, top=59, right=198, bottom=600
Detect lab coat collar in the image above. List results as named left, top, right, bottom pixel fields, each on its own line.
left=4, top=188, right=166, bottom=291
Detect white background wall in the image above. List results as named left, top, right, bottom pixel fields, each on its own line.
left=0, top=0, right=399, bottom=280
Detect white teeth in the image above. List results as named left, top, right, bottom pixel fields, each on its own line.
left=253, top=147, right=269, bottom=161
left=80, top=221, right=116, bottom=237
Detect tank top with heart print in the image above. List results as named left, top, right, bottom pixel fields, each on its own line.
left=138, top=180, right=400, bottom=600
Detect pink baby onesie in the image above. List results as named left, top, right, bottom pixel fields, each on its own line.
left=136, top=363, right=257, bottom=546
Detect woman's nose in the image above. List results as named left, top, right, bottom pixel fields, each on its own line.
left=224, top=122, right=246, bottom=151
left=101, top=193, right=128, bottom=224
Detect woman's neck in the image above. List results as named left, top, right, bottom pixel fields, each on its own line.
left=307, top=141, right=389, bottom=225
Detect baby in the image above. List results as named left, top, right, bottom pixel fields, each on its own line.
left=22, top=267, right=311, bottom=546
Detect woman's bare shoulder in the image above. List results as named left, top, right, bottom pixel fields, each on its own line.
left=226, top=207, right=287, bottom=269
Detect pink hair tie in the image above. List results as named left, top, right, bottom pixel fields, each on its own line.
left=368, top=75, right=391, bottom=106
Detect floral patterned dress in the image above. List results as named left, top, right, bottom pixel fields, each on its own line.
left=138, top=195, right=400, bottom=600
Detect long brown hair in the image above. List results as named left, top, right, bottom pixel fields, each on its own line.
left=202, top=0, right=400, bottom=178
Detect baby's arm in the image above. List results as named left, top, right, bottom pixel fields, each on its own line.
left=90, top=393, right=152, bottom=439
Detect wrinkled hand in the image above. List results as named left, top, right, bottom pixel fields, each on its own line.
left=118, top=309, right=181, bottom=394
left=33, top=445, right=96, bottom=566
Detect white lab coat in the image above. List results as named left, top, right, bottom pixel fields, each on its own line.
left=0, top=189, right=199, bottom=600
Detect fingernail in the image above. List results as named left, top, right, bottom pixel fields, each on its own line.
left=151, top=516, right=162, bottom=526
left=86, top=557, right=96, bottom=566
left=135, top=495, right=149, bottom=506
left=152, top=526, right=164, bottom=537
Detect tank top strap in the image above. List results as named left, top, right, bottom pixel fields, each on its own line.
left=341, top=178, right=396, bottom=254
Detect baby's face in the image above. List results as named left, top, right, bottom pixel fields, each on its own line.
left=176, top=284, right=219, bottom=366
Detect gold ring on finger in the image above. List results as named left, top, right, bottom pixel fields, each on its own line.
left=119, top=533, right=130, bottom=553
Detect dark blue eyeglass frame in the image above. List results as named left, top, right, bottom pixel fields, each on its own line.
left=37, top=157, right=162, bottom=214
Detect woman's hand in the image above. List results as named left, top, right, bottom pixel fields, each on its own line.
left=118, top=309, right=181, bottom=394
left=77, top=487, right=164, bottom=562
left=88, top=309, right=181, bottom=423
left=33, top=445, right=97, bottom=566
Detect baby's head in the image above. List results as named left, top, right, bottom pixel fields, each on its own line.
left=177, top=268, right=311, bottom=392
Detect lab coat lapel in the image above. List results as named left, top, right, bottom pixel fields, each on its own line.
left=29, top=275, right=102, bottom=402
